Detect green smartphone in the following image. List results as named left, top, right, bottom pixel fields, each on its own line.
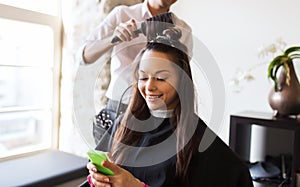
left=87, top=150, right=114, bottom=175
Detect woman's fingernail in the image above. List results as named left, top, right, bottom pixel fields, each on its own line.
left=92, top=167, right=97, bottom=172
left=104, top=177, right=110, bottom=182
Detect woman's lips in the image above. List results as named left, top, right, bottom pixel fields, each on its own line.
left=146, top=95, right=162, bottom=102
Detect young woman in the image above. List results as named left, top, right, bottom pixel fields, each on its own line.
left=86, top=29, right=253, bottom=187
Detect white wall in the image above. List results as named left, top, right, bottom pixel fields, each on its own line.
left=172, top=0, right=300, bottom=143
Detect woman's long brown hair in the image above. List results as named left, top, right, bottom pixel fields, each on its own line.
left=111, top=39, right=200, bottom=186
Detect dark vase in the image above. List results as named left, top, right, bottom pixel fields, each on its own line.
left=268, top=62, right=300, bottom=117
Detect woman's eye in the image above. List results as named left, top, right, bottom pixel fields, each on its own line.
left=157, top=77, right=167, bottom=81
left=138, top=77, right=148, bottom=81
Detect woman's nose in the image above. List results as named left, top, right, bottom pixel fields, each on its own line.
left=146, top=78, right=157, bottom=91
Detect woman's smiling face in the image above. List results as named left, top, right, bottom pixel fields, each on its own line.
left=138, top=50, right=179, bottom=110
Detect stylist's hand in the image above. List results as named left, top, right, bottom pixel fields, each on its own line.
left=112, top=19, right=138, bottom=43
left=87, top=161, right=144, bottom=187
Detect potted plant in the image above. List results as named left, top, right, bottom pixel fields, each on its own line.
left=268, top=46, right=300, bottom=91
left=229, top=39, right=300, bottom=116
left=266, top=44, right=300, bottom=117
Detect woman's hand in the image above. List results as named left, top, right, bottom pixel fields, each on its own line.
left=87, top=162, right=110, bottom=187
left=87, top=161, right=144, bottom=187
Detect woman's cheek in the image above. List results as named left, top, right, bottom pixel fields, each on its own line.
left=138, top=82, right=146, bottom=98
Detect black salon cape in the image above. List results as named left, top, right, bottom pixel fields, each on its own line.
left=88, top=114, right=253, bottom=187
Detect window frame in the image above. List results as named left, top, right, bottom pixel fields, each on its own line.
left=0, top=3, right=62, bottom=159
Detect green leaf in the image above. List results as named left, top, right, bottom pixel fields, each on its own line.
left=273, top=63, right=284, bottom=92
left=285, top=46, right=300, bottom=56
left=267, top=55, right=290, bottom=92
left=267, top=55, right=285, bottom=79
left=274, top=77, right=279, bottom=92
left=283, top=62, right=290, bottom=86
left=290, top=54, right=300, bottom=59
left=267, top=45, right=300, bottom=92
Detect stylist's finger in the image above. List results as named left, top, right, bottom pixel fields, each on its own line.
left=123, top=19, right=137, bottom=37
left=116, top=24, right=131, bottom=41
left=120, top=19, right=138, bottom=41
left=129, top=19, right=138, bottom=37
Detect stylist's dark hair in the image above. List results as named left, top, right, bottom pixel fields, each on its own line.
left=111, top=28, right=200, bottom=187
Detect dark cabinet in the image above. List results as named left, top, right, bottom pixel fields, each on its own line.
left=229, top=111, right=300, bottom=187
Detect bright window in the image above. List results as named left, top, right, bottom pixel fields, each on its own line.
left=0, top=2, right=61, bottom=158
left=0, top=0, right=58, bottom=16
